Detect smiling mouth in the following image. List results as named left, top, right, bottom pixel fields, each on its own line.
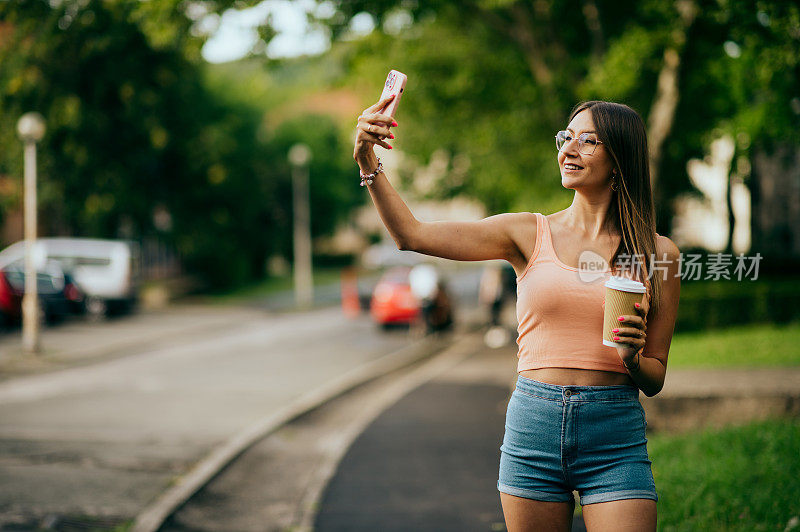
left=564, top=163, right=584, bottom=170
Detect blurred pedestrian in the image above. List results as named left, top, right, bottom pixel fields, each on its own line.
left=409, top=263, right=452, bottom=334
left=354, top=97, right=680, bottom=531
left=479, top=263, right=504, bottom=327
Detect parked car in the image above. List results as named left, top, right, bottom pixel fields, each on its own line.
left=62, top=270, right=87, bottom=315
left=370, top=265, right=454, bottom=332
left=0, top=259, right=72, bottom=327
left=0, top=238, right=140, bottom=318
left=370, top=266, right=420, bottom=328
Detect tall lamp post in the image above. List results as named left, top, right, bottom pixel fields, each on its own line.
left=16, top=112, right=46, bottom=354
left=288, top=144, right=313, bottom=309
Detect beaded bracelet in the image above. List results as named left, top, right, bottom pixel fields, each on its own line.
left=359, top=158, right=383, bottom=187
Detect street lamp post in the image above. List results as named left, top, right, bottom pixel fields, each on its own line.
left=288, top=144, right=313, bottom=309
left=16, top=112, right=46, bottom=354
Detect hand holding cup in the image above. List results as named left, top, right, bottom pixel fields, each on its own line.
left=612, top=294, right=649, bottom=366
left=602, top=276, right=649, bottom=368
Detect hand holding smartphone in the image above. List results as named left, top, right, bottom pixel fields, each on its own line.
left=353, top=70, right=408, bottom=160
left=377, top=70, right=407, bottom=118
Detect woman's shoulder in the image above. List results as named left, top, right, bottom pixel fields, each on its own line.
left=504, top=211, right=540, bottom=220
left=489, top=211, right=539, bottom=230
left=503, top=211, right=539, bottom=236
left=655, top=233, right=680, bottom=259
left=492, top=212, right=538, bottom=274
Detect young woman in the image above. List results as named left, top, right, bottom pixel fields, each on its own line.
left=353, top=97, right=681, bottom=532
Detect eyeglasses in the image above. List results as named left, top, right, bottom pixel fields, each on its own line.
left=555, top=130, right=603, bottom=155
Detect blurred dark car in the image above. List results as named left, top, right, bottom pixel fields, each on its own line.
left=0, top=238, right=140, bottom=318
left=63, top=271, right=87, bottom=315
left=370, top=265, right=454, bottom=332
left=0, top=261, right=72, bottom=328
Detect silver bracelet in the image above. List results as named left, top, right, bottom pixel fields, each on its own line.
left=359, top=159, right=383, bottom=187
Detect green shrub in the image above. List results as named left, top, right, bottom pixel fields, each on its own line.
left=675, top=277, right=800, bottom=333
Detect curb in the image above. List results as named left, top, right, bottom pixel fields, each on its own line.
left=641, top=393, right=800, bottom=435
left=294, top=331, right=486, bottom=531
left=130, top=329, right=469, bottom=532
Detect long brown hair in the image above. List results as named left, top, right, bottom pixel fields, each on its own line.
left=569, top=101, right=662, bottom=316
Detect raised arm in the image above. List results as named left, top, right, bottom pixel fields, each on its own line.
left=354, top=95, right=535, bottom=271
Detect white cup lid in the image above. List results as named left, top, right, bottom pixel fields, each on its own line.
left=604, top=275, right=646, bottom=293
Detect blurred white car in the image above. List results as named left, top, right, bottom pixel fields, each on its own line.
left=0, top=238, right=140, bottom=317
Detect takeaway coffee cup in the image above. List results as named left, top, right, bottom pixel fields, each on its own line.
left=603, top=275, right=647, bottom=348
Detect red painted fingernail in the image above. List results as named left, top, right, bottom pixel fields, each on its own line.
left=635, top=303, right=641, bottom=308
left=613, top=336, right=620, bottom=341
left=612, top=328, right=619, bottom=333
left=387, top=145, right=393, bottom=149
left=391, top=121, right=398, bottom=127
left=618, top=316, right=624, bottom=321
left=389, top=133, right=395, bottom=139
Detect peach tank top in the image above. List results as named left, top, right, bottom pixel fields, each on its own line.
left=515, top=212, right=651, bottom=375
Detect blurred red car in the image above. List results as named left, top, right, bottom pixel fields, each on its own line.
left=370, top=266, right=420, bottom=328
left=370, top=265, right=454, bottom=333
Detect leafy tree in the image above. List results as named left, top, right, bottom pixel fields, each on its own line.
left=0, top=0, right=273, bottom=287
left=0, top=0, right=371, bottom=288
left=0, top=0, right=183, bottom=237
left=201, top=54, right=371, bottom=269
left=255, top=0, right=799, bottom=251
left=261, top=0, right=695, bottom=228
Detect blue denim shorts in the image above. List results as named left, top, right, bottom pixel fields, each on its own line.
left=497, top=375, right=658, bottom=505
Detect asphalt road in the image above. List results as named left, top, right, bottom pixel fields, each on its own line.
left=0, top=305, right=422, bottom=529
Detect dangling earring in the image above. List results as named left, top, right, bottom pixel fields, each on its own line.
left=611, top=171, right=618, bottom=191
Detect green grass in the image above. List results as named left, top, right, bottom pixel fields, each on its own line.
left=647, top=417, right=800, bottom=531
left=666, top=321, right=800, bottom=368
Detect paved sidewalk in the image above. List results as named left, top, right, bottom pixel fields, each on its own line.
left=643, top=366, right=800, bottom=433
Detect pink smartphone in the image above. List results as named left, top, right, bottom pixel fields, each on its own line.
left=378, top=70, right=407, bottom=118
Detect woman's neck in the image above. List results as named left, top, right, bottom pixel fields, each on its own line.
left=562, top=206, right=616, bottom=240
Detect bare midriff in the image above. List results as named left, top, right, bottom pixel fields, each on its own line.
left=519, top=367, right=636, bottom=387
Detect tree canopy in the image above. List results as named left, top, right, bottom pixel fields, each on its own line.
left=0, top=0, right=363, bottom=288
left=266, top=0, right=799, bottom=243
